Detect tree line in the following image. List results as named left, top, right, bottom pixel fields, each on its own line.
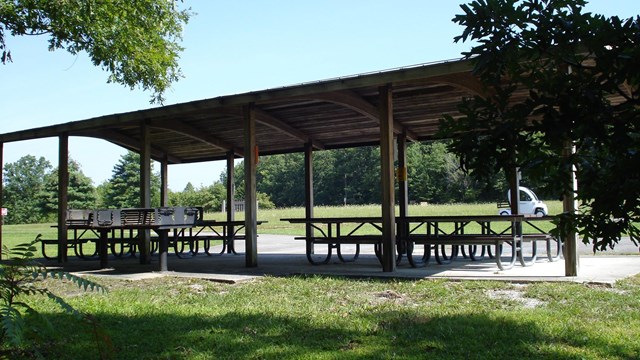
left=2, top=141, right=550, bottom=224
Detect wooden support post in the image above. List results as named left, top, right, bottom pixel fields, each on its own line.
left=563, top=141, right=579, bottom=276
left=379, top=85, right=396, bottom=272
left=304, top=142, right=314, bottom=240
left=397, top=133, right=409, bottom=257
left=160, top=156, right=168, bottom=207
left=57, top=134, right=69, bottom=263
left=508, top=167, right=520, bottom=215
left=243, top=104, right=258, bottom=267
left=226, top=151, right=235, bottom=253
left=139, top=122, right=152, bottom=264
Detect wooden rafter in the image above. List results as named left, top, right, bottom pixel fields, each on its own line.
left=75, top=129, right=182, bottom=164
left=149, top=119, right=243, bottom=156
left=298, top=90, right=418, bottom=141
left=254, top=108, right=325, bottom=150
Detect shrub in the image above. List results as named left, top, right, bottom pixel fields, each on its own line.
left=0, top=235, right=108, bottom=358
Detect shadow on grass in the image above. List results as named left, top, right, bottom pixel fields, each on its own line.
left=32, top=307, right=637, bottom=360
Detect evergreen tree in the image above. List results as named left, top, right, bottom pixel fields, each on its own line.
left=102, top=151, right=161, bottom=208
left=37, top=159, right=96, bottom=220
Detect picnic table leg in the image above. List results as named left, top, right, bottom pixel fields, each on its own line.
left=99, top=230, right=109, bottom=269
left=158, top=230, right=169, bottom=272
left=227, top=223, right=235, bottom=254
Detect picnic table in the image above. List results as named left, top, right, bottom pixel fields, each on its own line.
left=282, top=217, right=386, bottom=265
left=397, top=215, right=562, bottom=270
left=66, top=207, right=198, bottom=271
left=285, top=215, right=561, bottom=270
left=172, top=219, right=267, bottom=256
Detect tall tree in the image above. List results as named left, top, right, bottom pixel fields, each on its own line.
left=2, top=155, right=51, bottom=224
left=36, top=159, right=96, bottom=220
left=257, top=153, right=305, bottom=207
left=102, top=151, right=160, bottom=208
left=440, top=0, right=640, bottom=250
left=0, top=1, right=191, bottom=103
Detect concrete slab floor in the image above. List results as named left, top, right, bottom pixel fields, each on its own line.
left=41, top=235, right=639, bottom=286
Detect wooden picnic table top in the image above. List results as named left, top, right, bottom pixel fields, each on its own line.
left=64, top=223, right=195, bottom=231
left=281, top=217, right=383, bottom=224
left=398, top=215, right=526, bottom=222
left=196, top=219, right=267, bottom=226
left=282, top=215, right=557, bottom=224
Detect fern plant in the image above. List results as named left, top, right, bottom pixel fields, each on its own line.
left=0, top=235, right=108, bottom=357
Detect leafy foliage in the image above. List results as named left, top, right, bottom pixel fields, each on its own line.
left=1, top=155, right=51, bottom=224
left=0, top=235, right=107, bottom=356
left=440, top=0, right=640, bottom=250
left=169, top=181, right=228, bottom=212
left=0, top=0, right=191, bottom=103
left=225, top=143, right=508, bottom=208
left=36, top=159, right=97, bottom=220
left=101, top=151, right=161, bottom=208
left=2, top=156, right=96, bottom=224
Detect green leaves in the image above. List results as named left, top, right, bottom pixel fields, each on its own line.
left=0, top=236, right=107, bottom=352
left=1, top=0, right=191, bottom=103
left=443, top=0, right=640, bottom=250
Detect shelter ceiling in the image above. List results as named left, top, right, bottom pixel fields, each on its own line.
left=0, top=58, right=488, bottom=164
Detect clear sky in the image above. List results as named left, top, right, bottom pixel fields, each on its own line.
left=1, top=1, right=637, bottom=191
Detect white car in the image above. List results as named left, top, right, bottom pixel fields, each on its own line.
left=498, top=186, right=548, bottom=216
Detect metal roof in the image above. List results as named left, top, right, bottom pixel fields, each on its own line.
left=0, top=57, right=485, bottom=164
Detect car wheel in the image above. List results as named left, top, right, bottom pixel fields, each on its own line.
left=534, top=209, right=546, bottom=217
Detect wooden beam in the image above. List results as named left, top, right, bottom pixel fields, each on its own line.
left=426, top=72, right=488, bottom=97
left=304, top=142, right=314, bottom=240
left=160, top=155, right=168, bottom=207
left=243, top=104, right=258, bottom=267
left=139, top=122, right=152, bottom=265
left=74, top=130, right=182, bottom=164
left=302, top=90, right=418, bottom=141
left=57, top=134, right=69, bottom=263
left=379, top=85, right=396, bottom=272
left=150, top=119, right=243, bottom=156
left=226, top=151, right=235, bottom=254
left=397, top=133, right=409, bottom=257
left=213, top=107, right=324, bottom=150
left=254, top=108, right=325, bottom=150
left=563, top=141, right=580, bottom=276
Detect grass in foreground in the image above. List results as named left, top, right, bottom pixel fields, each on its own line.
left=12, top=274, right=640, bottom=359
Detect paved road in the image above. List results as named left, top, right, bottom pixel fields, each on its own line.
left=577, top=238, right=639, bottom=255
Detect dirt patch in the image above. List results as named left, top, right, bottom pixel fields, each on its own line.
left=369, top=289, right=412, bottom=305
left=486, top=285, right=545, bottom=309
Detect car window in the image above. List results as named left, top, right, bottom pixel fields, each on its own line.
left=520, top=190, right=532, bottom=202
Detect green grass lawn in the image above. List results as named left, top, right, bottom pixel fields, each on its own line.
left=14, top=273, right=640, bottom=359
left=3, top=201, right=640, bottom=359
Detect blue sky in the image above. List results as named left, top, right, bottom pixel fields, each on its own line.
left=1, top=1, right=637, bottom=191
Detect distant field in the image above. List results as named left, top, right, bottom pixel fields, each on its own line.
left=1, top=201, right=563, bottom=257
left=204, top=201, right=563, bottom=235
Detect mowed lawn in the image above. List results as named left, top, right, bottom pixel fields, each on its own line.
left=17, top=272, right=640, bottom=359
left=4, top=202, right=640, bottom=359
